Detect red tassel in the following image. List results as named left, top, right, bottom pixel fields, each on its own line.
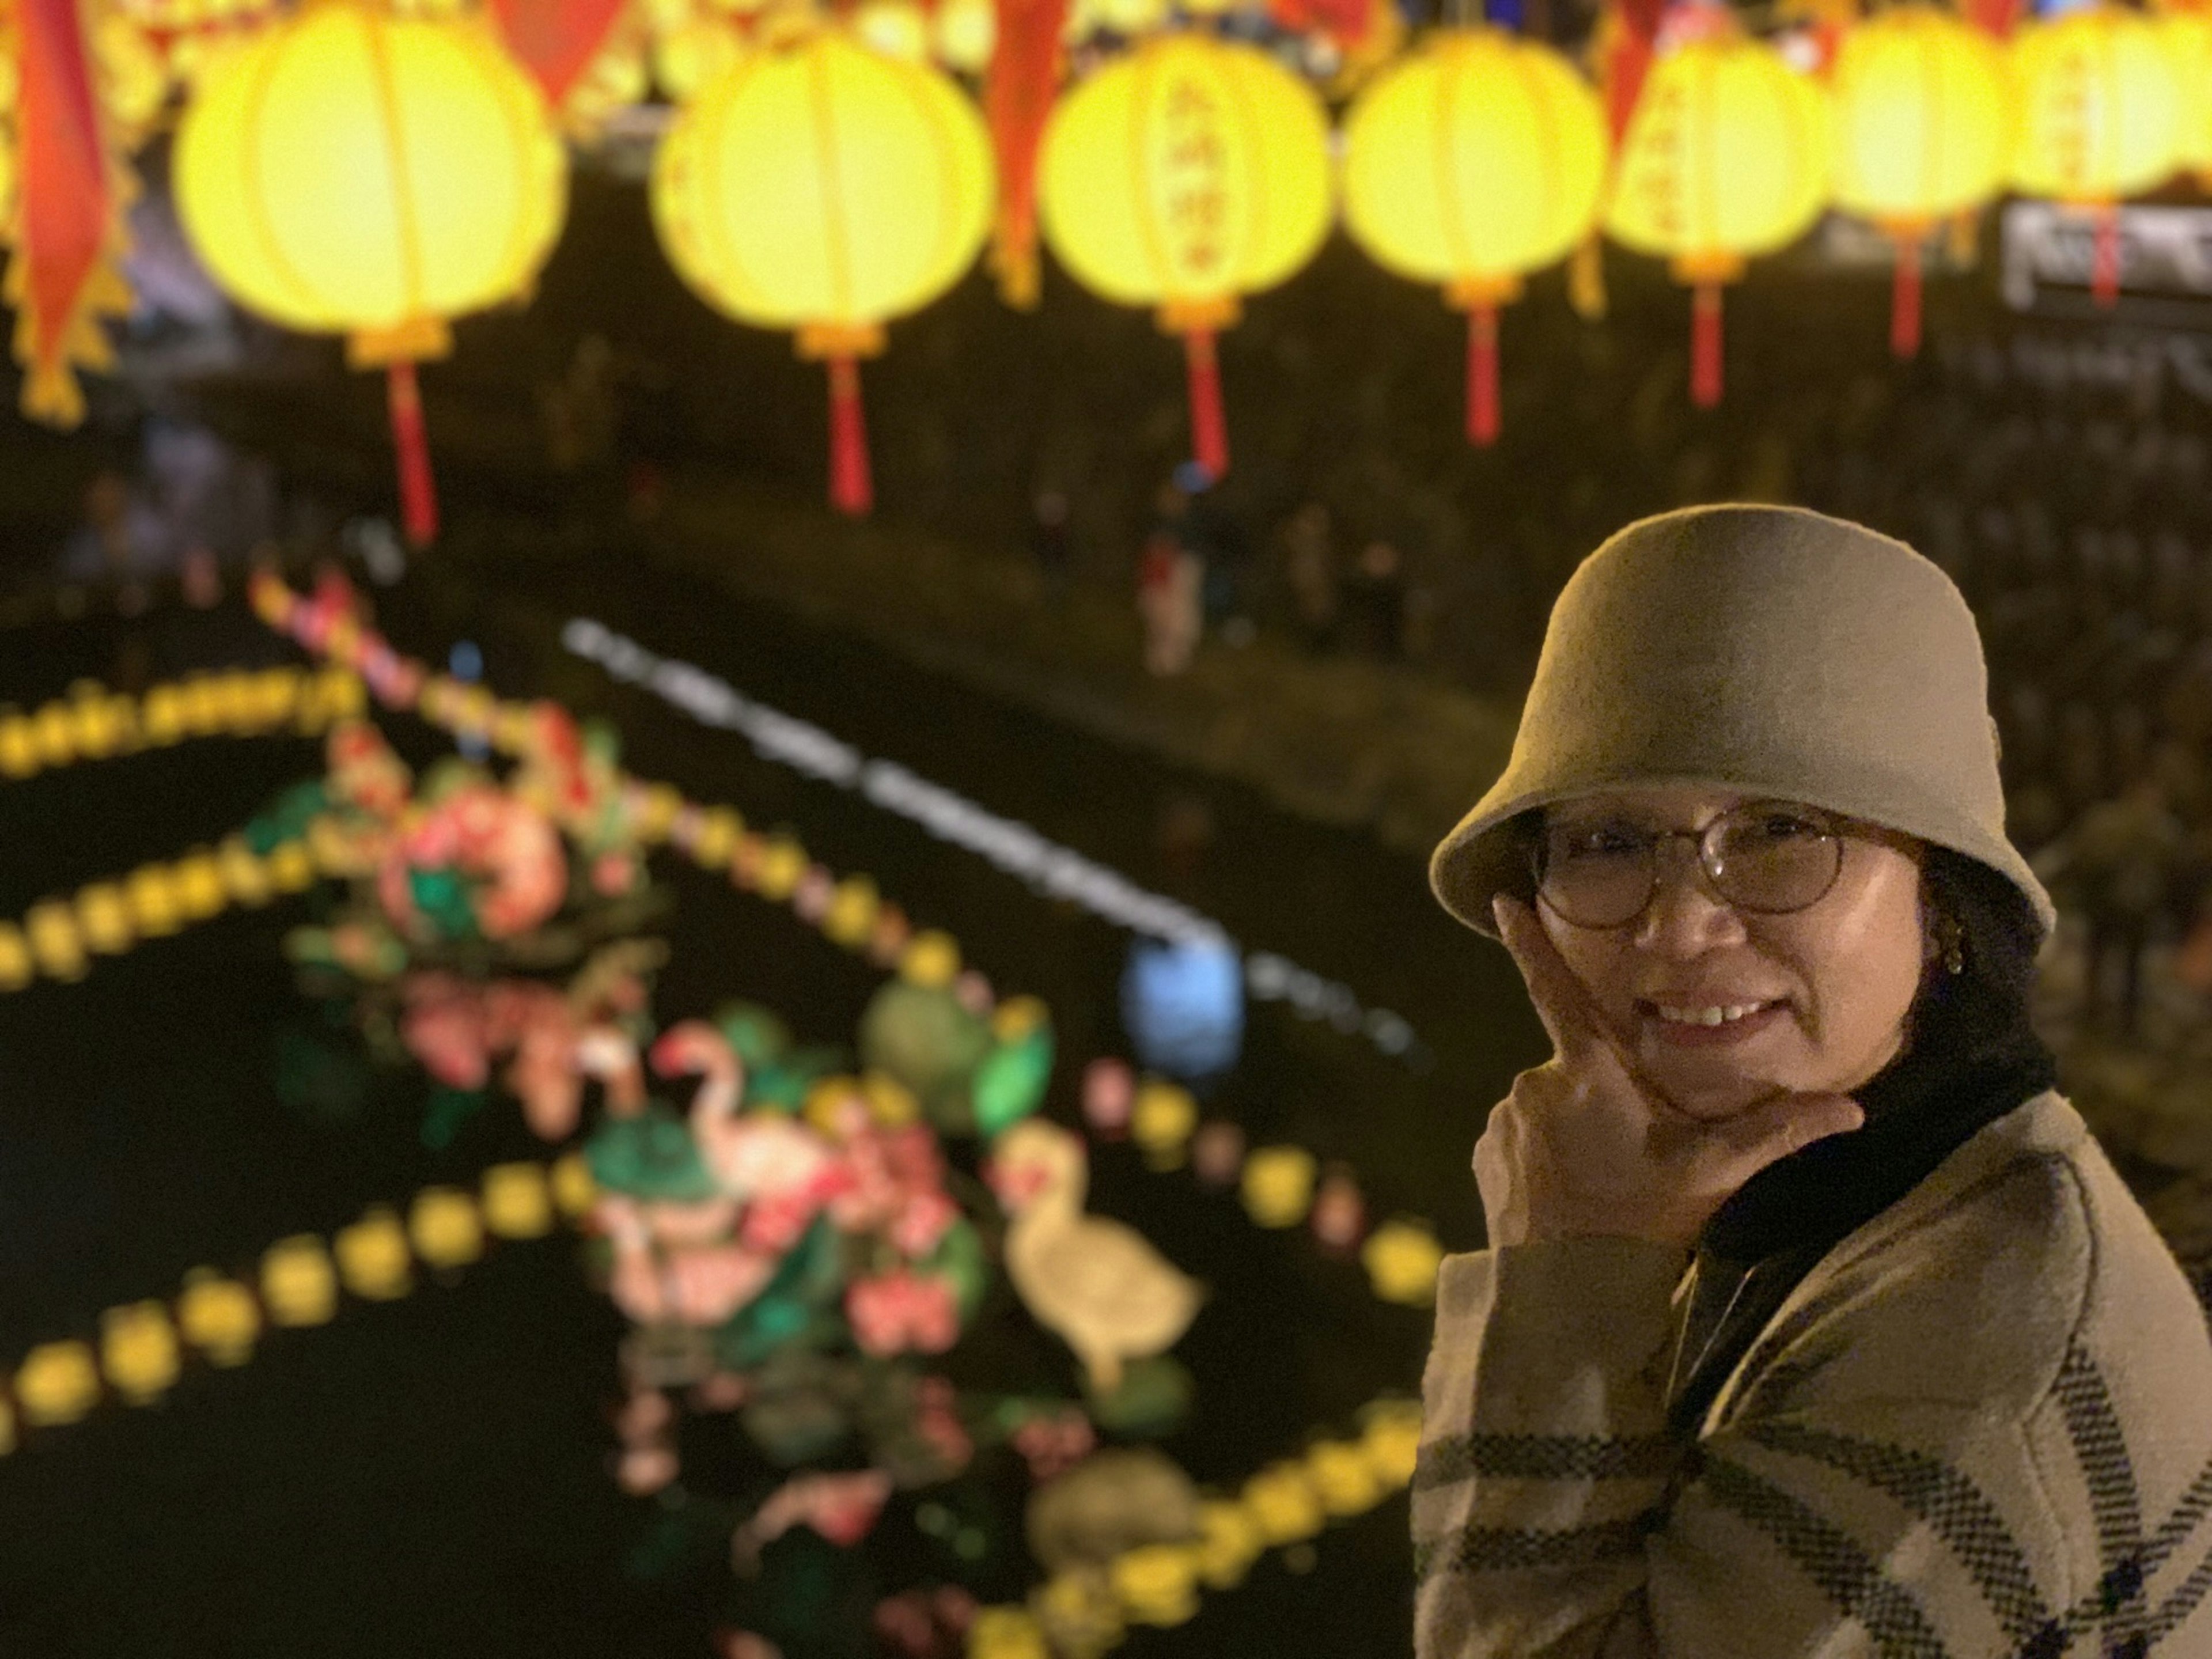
left=1466, top=305, right=1500, bottom=446
left=1691, top=283, right=1724, bottom=410
left=386, top=361, right=440, bottom=548
left=827, top=355, right=873, bottom=516
left=2092, top=207, right=2121, bottom=308
left=1890, top=234, right=1923, bottom=360
left=1182, top=328, right=1229, bottom=481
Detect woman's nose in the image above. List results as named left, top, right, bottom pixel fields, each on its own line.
left=1635, top=840, right=1744, bottom=947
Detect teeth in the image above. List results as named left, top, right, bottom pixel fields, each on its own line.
left=1656, top=1001, right=1770, bottom=1026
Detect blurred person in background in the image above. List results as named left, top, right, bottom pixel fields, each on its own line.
left=1028, top=487, right=1072, bottom=607
left=1280, top=499, right=1340, bottom=654
left=58, top=469, right=164, bottom=591
left=1137, top=482, right=1201, bottom=676
left=1342, top=537, right=1406, bottom=660
left=2036, top=775, right=2188, bottom=1036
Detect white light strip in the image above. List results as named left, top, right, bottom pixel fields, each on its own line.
left=561, top=618, right=1430, bottom=1067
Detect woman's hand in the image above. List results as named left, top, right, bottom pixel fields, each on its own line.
left=1476, top=896, right=1866, bottom=1252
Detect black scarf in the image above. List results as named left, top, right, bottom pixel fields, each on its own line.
left=1664, top=870, right=2059, bottom=1440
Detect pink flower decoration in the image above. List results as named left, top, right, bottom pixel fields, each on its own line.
left=399, top=979, right=491, bottom=1088
left=666, top=1244, right=777, bottom=1325
left=913, top=1376, right=974, bottom=1475
left=743, top=1469, right=894, bottom=1555
left=1082, top=1058, right=1135, bottom=1138
left=1012, top=1409, right=1096, bottom=1482
left=739, top=1190, right=822, bottom=1255
left=846, top=1272, right=960, bottom=1356
left=889, top=1189, right=958, bottom=1259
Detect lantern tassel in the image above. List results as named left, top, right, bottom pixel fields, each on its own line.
left=1467, top=304, right=1500, bottom=447
left=2092, top=206, right=2121, bottom=308
left=1569, top=234, right=1608, bottom=322
left=1891, top=233, right=1923, bottom=361
left=827, top=355, right=873, bottom=516
left=1691, top=282, right=1724, bottom=410
left=386, top=361, right=440, bottom=549
left=1182, top=328, right=1229, bottom=480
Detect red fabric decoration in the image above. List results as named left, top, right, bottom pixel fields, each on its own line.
left=8, top=0, right=131, bottom=426
left=1691, top=282, right=1724, bottom=409
left=385, top=362, right=442, bottom=548
left=1180, top=328, right=1228, bottom=480
left=486, top=0, right=632, bottom=109
left=1466, top=306, right=1499, bottom=448
left=984, top=0, right=1070, bottom=310
left=827, top=357, right=874, bottom=517
left=1605, top=0, right=1669, bottom=147
left=2092, top=207, right=2122, bottom=309
left=1891, top=234, right=1923, bottom=360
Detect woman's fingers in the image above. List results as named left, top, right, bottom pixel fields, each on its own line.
left=1705, top=1089, right=1866, bottom=1169
left=1493, top=895, right=1614, bottom=1064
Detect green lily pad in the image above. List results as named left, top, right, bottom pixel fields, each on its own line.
left=1082, top=1356, right=1194, bottom=1438
left=585, top=1103, right=719, bottom=1203
left=973, top=1025, right=1055, bottom=1138
left=858, top=982, right=991, bottom=1135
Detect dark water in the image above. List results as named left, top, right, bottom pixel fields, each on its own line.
left=0, top=551, right=1546, bottom=1658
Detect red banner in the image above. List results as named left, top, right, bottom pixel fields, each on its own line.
left=984, top=0, right=1069, bottom=310
left=7, top=0, right=130, bottom=427
left=487, top=0, right=632, bottom=110
left=1266, top=0, right=1376, bottom=48
left=1963, top=0, right=2023, bottom=36
left=1604, top=0, right=1668, bottom=147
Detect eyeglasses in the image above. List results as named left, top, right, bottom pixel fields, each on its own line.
left=1530, top=802, right=1867, bottom=930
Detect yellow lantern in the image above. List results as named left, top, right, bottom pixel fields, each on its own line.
left=174, top=2, right=567, bottom=546
left=1037, top=31, right=1332, bottom=478
left=652, top=28, right=994, bottom=515
left=1830, top=7, right=2012, bottom=357
left=1342, top=26, right=1605, bottom=446
left=2154, top=6, right=2212, bottom=188
left=1604, top=18, right=1830, bottom=407
left=2009, top=4, right=2183, bottom=305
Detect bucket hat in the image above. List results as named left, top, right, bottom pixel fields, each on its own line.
left=1429, top=503, right=2056, bottom=945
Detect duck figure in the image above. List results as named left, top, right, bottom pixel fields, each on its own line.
left=986, top=1118, right=1204, bottom=1397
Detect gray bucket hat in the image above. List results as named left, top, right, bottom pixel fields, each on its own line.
left=1429, top=503, right=2057, bottom=945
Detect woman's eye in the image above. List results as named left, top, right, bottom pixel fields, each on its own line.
left=1748, top=813, right=1824, bottom=843
left=1556, top=825, right=1645, bottom=858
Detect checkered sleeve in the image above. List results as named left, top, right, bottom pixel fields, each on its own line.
left=1412, top=1238, right=1694, bottom=1658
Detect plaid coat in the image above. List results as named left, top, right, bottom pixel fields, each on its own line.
left=1412, top=1091, right=2212, bottom=1657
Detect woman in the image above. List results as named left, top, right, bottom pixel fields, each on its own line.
left=1416, top=505, right=2212, bottom=1658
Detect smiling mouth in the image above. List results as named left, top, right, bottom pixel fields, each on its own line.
left=1634, top=998, right=1787, bottom=1028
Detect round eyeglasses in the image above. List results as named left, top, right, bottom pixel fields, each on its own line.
left=1529, top=802, right=1862, bottom=930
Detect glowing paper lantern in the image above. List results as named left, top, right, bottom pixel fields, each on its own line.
left=1342, top=26, right=1605, bottom=445
left=175, top=2, right=567, bottom=545
left=1830, top=6, right=2012, bottom=357
left=2154, top=7, right=2212, bottom=187
left=1037, top=31, right=1332, bottom=478
left=1603, top=21, right=1830, bottom=407
left=2009, top=5, right=2183, bottom=305
left=652, top=30, right=994, bottom=514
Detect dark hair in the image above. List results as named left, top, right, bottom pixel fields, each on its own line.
left=1916, top=843, right=2043, bottom=1027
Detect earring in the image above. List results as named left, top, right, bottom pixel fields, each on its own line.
left=1931, top=910, right=1965, bottom=976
